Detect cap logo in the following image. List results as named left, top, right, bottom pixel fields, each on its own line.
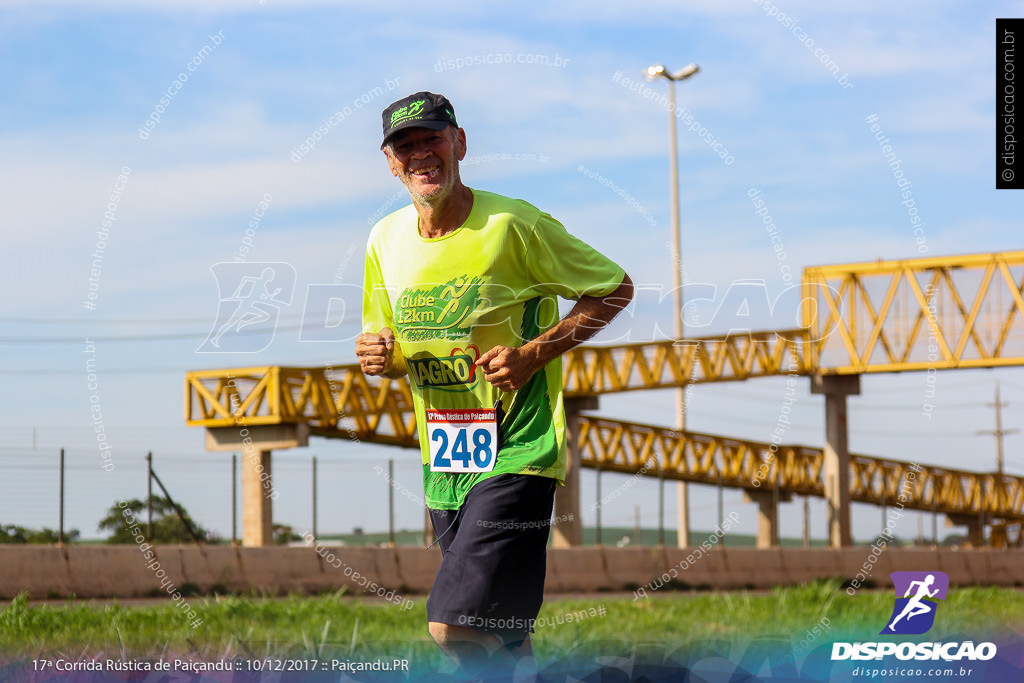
left=390, top=99, right=426, bottom=126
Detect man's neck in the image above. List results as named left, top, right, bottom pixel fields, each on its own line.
left=415, top=185, right=474, bottom=239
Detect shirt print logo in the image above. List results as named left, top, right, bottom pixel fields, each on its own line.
left=394, top=275, right=483, bottom=341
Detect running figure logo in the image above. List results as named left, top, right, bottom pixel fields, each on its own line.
left=197, top=263, right=296, bottom=353
left=880, top=571, right=949, bottom=635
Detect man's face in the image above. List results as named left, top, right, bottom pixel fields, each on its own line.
left=384, top=125, right=466, bottom=206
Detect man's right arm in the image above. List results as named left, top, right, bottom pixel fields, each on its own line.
left=359, top=236, right=407, bottom=379
left=356, top=327, right=407, bottom=379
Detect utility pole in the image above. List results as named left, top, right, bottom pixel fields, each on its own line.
left=977, top=382, right=1018, bottom=475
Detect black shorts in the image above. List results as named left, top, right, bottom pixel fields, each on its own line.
left=426, top=473, right=557, bottom=644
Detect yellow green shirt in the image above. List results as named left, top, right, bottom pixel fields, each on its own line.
left=362, top=189, right=625, bottom=509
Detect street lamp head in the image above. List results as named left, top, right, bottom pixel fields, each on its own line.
left=645, top=64, right=666, bottom=81
left=671, top=63, right=700, bottom=80
left=645, top=63, right=699, bottom=82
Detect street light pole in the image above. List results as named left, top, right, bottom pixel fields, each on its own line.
left=647, top=63, right=699, bottom=548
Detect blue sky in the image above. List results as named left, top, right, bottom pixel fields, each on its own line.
left=1, top=0, right=1023, bottom=542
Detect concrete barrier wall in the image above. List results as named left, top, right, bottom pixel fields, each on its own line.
left=0, top=545, right=1020, bottom=600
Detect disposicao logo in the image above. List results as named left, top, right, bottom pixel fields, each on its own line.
left=831, top=570, right=997, bottom=663
left=881, top=571, right=948, bottom=635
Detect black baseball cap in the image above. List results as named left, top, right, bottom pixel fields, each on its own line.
left=380, top=91, right=458, bottom=148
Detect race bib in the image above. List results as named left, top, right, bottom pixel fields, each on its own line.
left=427, top=409, right=497, bottom=473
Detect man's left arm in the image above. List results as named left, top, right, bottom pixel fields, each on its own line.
left=476, top=274, right=634, bottom=391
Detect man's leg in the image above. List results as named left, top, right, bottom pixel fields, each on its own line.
left=425, top=474, right=556, bottom=671
left=506, top=637, right=533, bottom=659
left=428, top=622, right=510, bottom=673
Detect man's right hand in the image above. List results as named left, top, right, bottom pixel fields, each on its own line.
left=356, top=327, right=397, bottom=376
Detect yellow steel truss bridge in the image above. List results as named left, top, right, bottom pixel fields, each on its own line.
left=187, top=250, right=1024, bottom=546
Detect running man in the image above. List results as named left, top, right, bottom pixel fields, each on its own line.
left=887, top=573, right=939, bottom=631
left=356, top=91, right=633, bottom=675
left=210, top=266, right=282, bottom=348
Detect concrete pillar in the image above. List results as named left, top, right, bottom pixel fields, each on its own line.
left=946, top=514, right=985, bottom=547
left=553, top=396, right=599, bottom=548
left=743, top=490, right=778, bottom=548
left=743, top=489, right=792, bottom=548
left=241, top=450, right=274, bottom=547
left=676, top=482, right=691, bottom=548
left=802, top=496, right=810, bottom=548
left=811, top=375, right=860, bottom=548
left=205, top=424, right=307, bottom=547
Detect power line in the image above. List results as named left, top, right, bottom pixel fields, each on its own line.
left=852, top=429, right=977, bottom=438
left=0, top=320, right=360, bottom=344
left=0, top=367, right=191, bottom=376
left=0, top=310, right=355, bottom=325
left=1, top=316, right=221, bottom=325
left=710, top=389, right=984, bottom=411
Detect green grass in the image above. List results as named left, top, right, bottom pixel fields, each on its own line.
left=2, top=582, right=1021, bottom=665
left=579, top=526, right=835, bottom=547
left=325, top=526, right=930, bottom=547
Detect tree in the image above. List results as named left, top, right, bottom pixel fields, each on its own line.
left=98, top=497, right=213, bottom=544
left=868, top=533, right=906, bottom=548
left=273, top=524, right=301, bottom=545
left=0, top=525, right=79, bottom=544
left=941, top=533, right=968, bottom=547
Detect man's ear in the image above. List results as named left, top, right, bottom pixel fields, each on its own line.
left=455, top=127, right=467, bottom=161
left=383, top=147, right=399, bottom=177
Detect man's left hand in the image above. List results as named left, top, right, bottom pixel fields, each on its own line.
left=476, top=344, right=541, bottom=391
